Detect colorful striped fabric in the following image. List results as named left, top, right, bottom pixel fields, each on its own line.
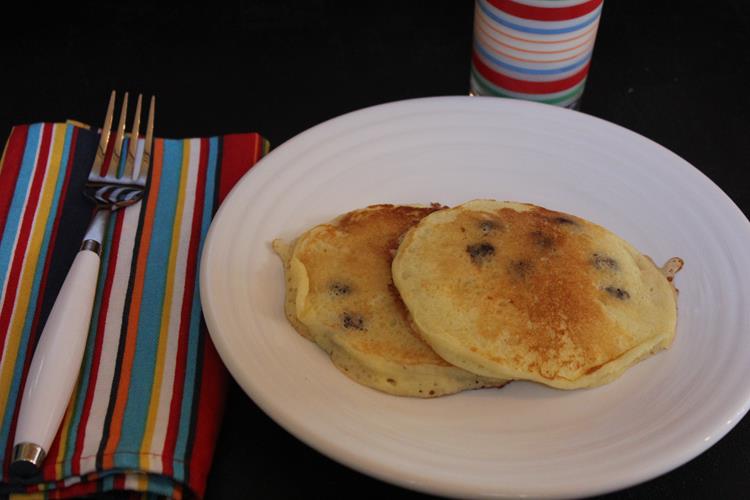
left=470, top=0, right=603, bottom=108
left=0, top=122, right=268, bottom=498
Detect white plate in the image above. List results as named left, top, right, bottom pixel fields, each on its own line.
left=200, top=97, right=750, bottom=498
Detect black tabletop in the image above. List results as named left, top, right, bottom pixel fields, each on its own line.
left=3, top=1, right=749, bottom=498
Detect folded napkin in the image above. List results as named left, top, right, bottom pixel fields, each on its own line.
left=0, top=122, right=268, bottom=498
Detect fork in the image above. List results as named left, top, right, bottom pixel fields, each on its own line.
left=11, top=91, right=155, bottom=477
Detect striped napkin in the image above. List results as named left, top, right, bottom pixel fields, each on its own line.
left=0, top=122, right=268, bottom=498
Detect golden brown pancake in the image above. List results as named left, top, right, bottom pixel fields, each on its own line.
left=392, top=199, right=683, bottom=389
left=273, top=204, right=507, bottom=397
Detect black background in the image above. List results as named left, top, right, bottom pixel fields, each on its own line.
left=2, top=1, right=749, bottom=498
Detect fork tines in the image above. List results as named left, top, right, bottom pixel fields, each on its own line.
left=85, top=91, right=155, bottom=210
left=93, top=90, right=155, bottom=182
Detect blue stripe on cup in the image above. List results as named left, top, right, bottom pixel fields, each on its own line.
left=478, top=0, right=601, bottom=35
left=474, top=40, right=593, bottom=76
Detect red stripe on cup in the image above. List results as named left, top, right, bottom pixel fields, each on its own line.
left=486, top=0, right=602, bottom=22
left=472, top=51, right=590, bottom=94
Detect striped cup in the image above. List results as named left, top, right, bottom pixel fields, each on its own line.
left=470, top=0, right=603, bottom=109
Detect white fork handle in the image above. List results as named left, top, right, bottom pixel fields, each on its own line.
left=12, top=249, right=100, bottom=473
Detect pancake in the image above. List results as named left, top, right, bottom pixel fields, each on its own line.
left=273, top=204, right=507, bottom=397
left=392, top=199, right=683, bottom=389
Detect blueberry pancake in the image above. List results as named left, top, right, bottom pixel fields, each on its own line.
left=272, top=204, right=507, bottom=397
left=392, top=199, right=683, bottom=389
